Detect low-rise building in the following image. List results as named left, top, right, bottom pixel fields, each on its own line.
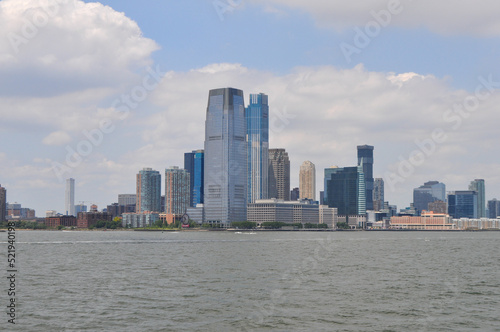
left=122, top=212, right=159, bottom=228
left=452, top=218, right=500, bottom=230
left=390, top=211, right=454, bottom=230
left=77, top=211, right=113, bottom=228
left=45, top=216, right=77, bottom=228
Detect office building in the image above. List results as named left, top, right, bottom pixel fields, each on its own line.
left=413, top=181, right=446, bottom=214
left=448, top=191, right=477, bottom=219
left=65, top=178, right=75, bottom=216
left=373, top=178, right=384, bottom=211
left=0, top=185, right=6, bottom=222
left=488, top=199, right=500, bottom=219
left=469, top=179, right=486, bottom=218
left=291, top=187, right=300, bottom=201
left=428, top=200, right=447, bottom=214
left=324, top=165, right=366, bottom=216
left=184, top=151, right=196, bottom=207
left=192, top=150, right=204, bottom=206
left=118, top=194, right=136, bottom=206
left=136, top=168, right=162, bottom=213
left=122, top=212, right=160, bottom=228
left=204, top=88, right=247, bottom=224
left=246, top=93, right=269, bottom=203
left=357, top=145, right=374, bottom=210
left=299, top=161, right=316, bottom=201
left=165, top=166, right=190, bottom=215
left=268, top=148, right=290, bottom=201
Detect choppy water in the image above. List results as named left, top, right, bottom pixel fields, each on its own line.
left=1, top=230, right=499, bottom=331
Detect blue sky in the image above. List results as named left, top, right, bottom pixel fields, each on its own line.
left=1, top=0, right=500, bottom=215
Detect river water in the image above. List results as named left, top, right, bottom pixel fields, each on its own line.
left=2, top=230, right=499, bottom=331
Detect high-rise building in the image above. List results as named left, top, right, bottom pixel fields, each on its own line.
left=204, top=88, right=247, bottom=224
left=268, top=148, right=290, bottom=201
left=469, top=179, right=486, bottom=218
left=184, top=151, right=196, bottom=207
left=325, top=165, right=366, bottom=216
left=428, top=200, right=447, bottom=214
left=65, top=178, right=75, bottom=216
left=291, top=187, right=300, bottom=201
left=299, top=161, right=316, bottom=200
left=373, top=178, right=384, bottom=211
left=413, top=181, right=446, bottom=214
left=448, top=191, right=477, bottom=219
left=246, top=93, right=269, bottom=203
left=357, top=145, right=374, bottom=210
left=0, top=184, right=6, bottom=223
left=118, top=194, right=136, bottom=206
left=136, top=168, right=162, bottom=212
left=487, top=199, right=500, bottom=219
left=193, top=150, right=204, bottom=206
left=165, top=166, right=190, bottom=215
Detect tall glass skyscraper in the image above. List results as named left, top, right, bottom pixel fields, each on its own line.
left=268, top=148, right=290, bottom=200
left=469, top=179, right=485, bottom=218
left=65, top=178, right=75, bottom=216
left=325, top=165, right=366, bottom=216
left=357, top=145, right=374, bottom=211
left=136, top=168, right=161, bottom=212
left=204, top=88, right=247, bottom=224
left=448, top=191, right=477, bottom=219
left=246, top=93, right=269, bottom=203
left=193, top=150, right=204, bottom=206
left=184, top=151, right=196, bottom=207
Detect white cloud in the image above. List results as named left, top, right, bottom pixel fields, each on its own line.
left=42, top=130, right=72, bottom=146
left=250, top=0, right=500, bottom=37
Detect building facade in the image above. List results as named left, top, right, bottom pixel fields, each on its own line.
left=246, top=93, right=269, bottom=203
left=373, top=178, right=384, bottom=211
left=290, top=187, right=300, bottom=201
left=325, top=165, right=366, bottom=216
left=469, top=179, right=486, bottom=218
left=136, top=168, right=162, bottom=213
left=390, top=212, right=454, bottom=230
left=45, top=216, right=77, bottom=228
left=487, top=199, right=500, bottom=219
left=204, top=88, right=247, bottom=224
left=122, top=212, right=159, bottom=228
left=184, top=151, right=196, bottom=207
left=165, top=166, right=190, bottom=215
left=77, top=211, right=113, bottom=228
left=65, top=178, right=75, bottom=216
left=192, top=150, right=204, bottom=206
left=357, top=145, right=374, bottom=210
left=268, top=148, right=290, bottom=201
left=448, top=191, right=477, bottom=219
left=118, top=194, right=136, bottom=206
left=413, top=181, right=446, bottom=214
left=0, top=185, right=6, bottom=223
left=299, top=160, right=316, bottom=201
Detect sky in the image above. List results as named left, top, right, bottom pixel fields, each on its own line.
left=1, top=0, right=500, bottom=216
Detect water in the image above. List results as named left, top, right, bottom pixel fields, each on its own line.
left=2, top=230, right=499, bottom=331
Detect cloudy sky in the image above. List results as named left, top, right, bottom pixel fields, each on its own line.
left=1, top=0, right=500, bottom=215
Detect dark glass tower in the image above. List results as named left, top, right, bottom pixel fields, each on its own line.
left=184, top=151, right=195, bottom=207
left=204, top=88, right=247, bottom=224
left=448, top=191, right=477, bottom=219
left=357, top=145, right=374, bottom=211
left=193, top=150, right=204, bottom=206
left=246, top=93, right=269, bottom=203
left=325, top=166, right=366, bottom=216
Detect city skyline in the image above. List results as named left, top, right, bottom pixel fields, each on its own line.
left=2, top=1, right=500, bottom=215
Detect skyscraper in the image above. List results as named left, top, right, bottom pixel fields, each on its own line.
left=0, top=184, right=6, bottom=223
left=469, top=179, right=485, bottom=218
left=136, top=168, right=161, bottom=212
left=448, top=191, right=477, bottom=219
left=246, top=93, right=269, bottom=203
left=373, top=178, right=384, bottom=211
left=165, top=166, right=190, bottom=215
left=184, top=151, right=196, bottom=207
left=204, top=88, right=247, bottom=224
left=193, top=150, right=205, bottom=206
left=413, top=181, right=446, bottom=214
left=357, top=145, right=374, bottom=210
left=299, top=161, right=316, bottom=200
left=325, top=165, right=366, bottom=216
left=65, top=178, right=75, bottom=216
left=487, top=199, right=500, bottom=219
left=268, top=148, right=290, bottom=201
left=291, top=187, right=300, bottom=201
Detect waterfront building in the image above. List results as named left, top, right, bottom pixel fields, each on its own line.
left=324, top=165, right=366, bottom=216
left=357, top=145, right=374, bottom=210
left=268, top=148, right=290, bottom=201
left=122, top=212, right=159, bottom=228
left=246, top=93, right=269, bottom=203
left=186, top=204, right=205, bottom=224
left=136, top=168, right=162, bottom=213
left=447, top=191, right=477, bottom=219
left=390, top=211, right=454, bottom=230
left=299, top=161, right=316, bottom=201
left=77, top=211, right=113, bottom=228
left=413, top=181, right=446, bottom=214
left=469, top=179, right=486, bottom=218
left=373, top=178, right=384, bottom=211
left=165, top=166, right=190, bottom=215
left=45, top=216, right=77, bottom=228
left=204, top=88, right=247, bottom=224
left=452, top=218, right=500, bottom=230
left=65, top=178, right=75, bottom=216
left=0, top=184, right=6, bottom=222
left=487, top=199, right=500, bottom=219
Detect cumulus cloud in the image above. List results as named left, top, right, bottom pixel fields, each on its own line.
left=250, top=0, right=500, bottom=37
left=42, top=130, right=72, bottom=146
